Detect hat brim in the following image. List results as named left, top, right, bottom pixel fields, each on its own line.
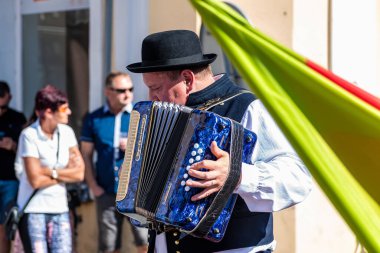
left=126, top=54, right=217, bottom=73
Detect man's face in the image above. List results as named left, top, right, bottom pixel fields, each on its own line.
left=105, top=75, right=134, bottom=109
left=0, top=93, right=11, bottom=117
left=143, top=72, right=188, bottom=105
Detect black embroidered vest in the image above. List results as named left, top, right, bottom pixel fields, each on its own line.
left=148, top=74, right=273, bottom=253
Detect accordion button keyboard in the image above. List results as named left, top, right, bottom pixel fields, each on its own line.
left=191, top=151, right=197, bottom=156
left=183, top=173, right=189, bottom=179
left=195, top=155, right=201, bottom=161
left=194, top=143, right=199, bottom=148
left=186, top=166, right=190, bottom=171
left=189, top=158, right=194, bottom=164
left=185, top=186, right=190, bottom=191
left=198, top=148, right=203, bottom=154
left=181, top=180, right=186, bottom=186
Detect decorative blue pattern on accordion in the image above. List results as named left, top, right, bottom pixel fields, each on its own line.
left=115, top=101, right=257, bottom=242
left=154, top=109, right=256, bottom=241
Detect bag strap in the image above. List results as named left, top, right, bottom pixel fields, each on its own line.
left=195, top=89, right=252, bottom=111
left=19, top=189, right=39, bottom=216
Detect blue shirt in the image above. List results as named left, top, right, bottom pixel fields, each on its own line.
left=80, top=104, right=132, bottom=194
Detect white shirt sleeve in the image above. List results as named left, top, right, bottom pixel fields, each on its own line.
left=235, top=100, right=313, bottom=212
left=20, top=131, right=39, bottom=158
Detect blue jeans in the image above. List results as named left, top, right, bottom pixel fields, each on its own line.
left=0, top=180, right=18, bottom=224
left=19, top=212, right=72, bottom=253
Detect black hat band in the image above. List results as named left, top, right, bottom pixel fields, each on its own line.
left=141, top=53, right=205, bottom=67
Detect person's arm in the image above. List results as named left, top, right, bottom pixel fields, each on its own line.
left=54, top=146, right=85, bottom=183
left=80, top=141, right=104, bottom=197
left=235, top=100, right=313, bottom=212
left=23, top=157, right=59, bottom=189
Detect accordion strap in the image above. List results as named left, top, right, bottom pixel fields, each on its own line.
left=196, top=89, right=252, bottom=111
left=191, top=120, right=244, bottom=238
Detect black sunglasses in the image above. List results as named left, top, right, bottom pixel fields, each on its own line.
left=109, top=87, right=134, bottom=94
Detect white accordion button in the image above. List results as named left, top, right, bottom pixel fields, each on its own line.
left=183, top=173, right=189, bottom=179
left=198, top=148, right=203, bottom=154
left=195, top=156, right=201, bottom=161
left=186, top=166, right=190, bottom=171
left=191, top=151, right=197, bottom=156
left=185, top=186, right=191, bottom=191
left=194, top=143, right=199, bottom=149
left=189, top=158, right=194, bottom=164
left=181, top=180, right=186, bottom=186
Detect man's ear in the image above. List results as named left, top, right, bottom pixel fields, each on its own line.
left=181, top=70, right=195, bottom=94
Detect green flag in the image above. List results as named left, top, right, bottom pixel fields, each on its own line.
left=190, top=0, right=380, bottom=252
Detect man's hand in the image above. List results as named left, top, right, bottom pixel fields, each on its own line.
left=0, top=137, right=16, bottom=151
left=186, top=141, right=230, bottom=201
left=119, top=137, right=128, bottom=152
left=90, top=183, right=105, bottom=197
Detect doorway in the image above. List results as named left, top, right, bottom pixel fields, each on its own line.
left=22, top=9, right=89, bottom=137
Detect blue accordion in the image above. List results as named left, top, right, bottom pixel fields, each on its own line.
left=116, top=101, right=257, bottom=242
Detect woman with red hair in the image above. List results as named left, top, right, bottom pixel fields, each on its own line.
left=16, top=85, right=84, bottom=253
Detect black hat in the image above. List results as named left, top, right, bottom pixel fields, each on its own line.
left=126, top=30, right=217, bottom=73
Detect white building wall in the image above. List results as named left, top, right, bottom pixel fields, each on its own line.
left=112, top=0, right=149, bottom=103
left=0, top=0, right=22, bottom=110
left=331, top=0, right=380, bottom=96
left=292, top=1, right=378, bottom=252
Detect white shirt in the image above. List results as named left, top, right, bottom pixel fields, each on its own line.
left=103, top=102, right=133, bottom=148
left=155, top=100, right=313, bottom=253
left=16, top=120, right=78, bottom=213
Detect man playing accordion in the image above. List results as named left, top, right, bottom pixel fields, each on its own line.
left=125, top=30, right=312, bottom=253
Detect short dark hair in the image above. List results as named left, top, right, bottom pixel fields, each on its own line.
left=0, top=81, right=10, bottom=97
left=165, top=65, right=212, bottom=81
left=105, top=72, right=131, bottom=87
left=35, top=85, right=68, bottom=113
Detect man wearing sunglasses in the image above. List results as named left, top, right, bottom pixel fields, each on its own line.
left=80, top=72, right=148, bottom=253
left=0, top=81, right=26, bottom=253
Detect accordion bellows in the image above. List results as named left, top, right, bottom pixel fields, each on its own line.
left=116, top=101, right=257, bottom=242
